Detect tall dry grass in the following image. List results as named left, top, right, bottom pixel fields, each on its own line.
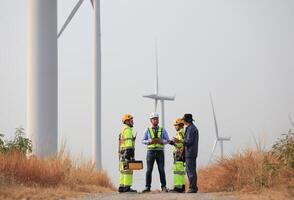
left=198, top=149, right=294, bottom=193
left=0, top=147, right=115, bottom=196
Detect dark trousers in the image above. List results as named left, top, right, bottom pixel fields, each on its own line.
left=186, top=157, right=198, bottom=191
left=146, top=150, right=166, bottom=188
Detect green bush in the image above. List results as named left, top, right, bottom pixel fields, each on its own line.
left=0, top=127, right=32, bottom=154
left=0, top=133, right=5, bottom=153
left=272, top=130, right=294, bottom=169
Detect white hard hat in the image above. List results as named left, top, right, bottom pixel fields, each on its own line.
left=149, top=112, right=159, bottom=119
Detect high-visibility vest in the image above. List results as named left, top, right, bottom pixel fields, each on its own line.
left=147, top=127, right=164, bottom=150
left=173, top=128, right=185, bottom=153
left=119, top=125, right=134, bottom=150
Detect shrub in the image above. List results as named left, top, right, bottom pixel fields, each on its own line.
left=272, top=130, right=294, bottom=169
left=198, top=130, right=294, bottom=193
left=0, top=127, right=32, bottom=154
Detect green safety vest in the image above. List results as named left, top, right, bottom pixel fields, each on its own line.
left=147, top=127, right=164, bottom=150
left=119, top=125, right=135, bottom=150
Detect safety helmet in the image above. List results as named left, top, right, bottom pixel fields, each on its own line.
left=149, top=112, right=159, bottom=119
left=122, top=114, right=133, bottom=123
left=174, top=118, right=184, bottom=125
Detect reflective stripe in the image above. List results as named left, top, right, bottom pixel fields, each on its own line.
left=147, top=147, right=164, bottom=150
left=120, top=170, right=133, bottom=175
left=124, top=138, right=133, bottom=141
left=120, top=147, right=134, bottom=150
left=148, top=127, right=162, bottom=138
left=173, top=171, right=185, bottom=175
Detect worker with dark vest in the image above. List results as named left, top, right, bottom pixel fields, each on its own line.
left=142, top=112, right=169, bottom=193
left=118, top=114, right=137, bottom=193
left=169, top=118, right=186, bottom=193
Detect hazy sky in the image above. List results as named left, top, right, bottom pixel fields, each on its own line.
left=1, top=0, right=294, bottom=189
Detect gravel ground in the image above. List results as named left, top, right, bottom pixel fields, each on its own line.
left=77, top=192, right=237, bottom=200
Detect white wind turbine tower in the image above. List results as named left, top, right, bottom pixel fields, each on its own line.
left=288, top=114, right=294, bottom=128
left=27, top=0, right=58, bottom=157
left=57, top=0, right=102, bottom=170
left=208, top=94, right=231, bottom=163
left=143, top=43, right=175, bottom=128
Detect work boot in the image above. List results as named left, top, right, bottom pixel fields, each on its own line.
left=182, top=185, right=186, bottom=192
left=125, top=186, right=137, bottom=193
left=187, top=189, right=197, bottom=193
left=161, top=186, right=169, bottom=192
left=169, top=188, right=183, bottom=193
left=128, top=188, right=137, bottom=193
left=118, top=186, right=127, bottom=193
left=142, top=187, right=151, bottom=193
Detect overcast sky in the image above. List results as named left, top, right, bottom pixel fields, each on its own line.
left=1, top=0, right=294, bottom=189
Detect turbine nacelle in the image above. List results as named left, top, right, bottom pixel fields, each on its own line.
left=143, top=94, right=175, bottom=101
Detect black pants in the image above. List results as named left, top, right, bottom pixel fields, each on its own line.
left=146, top=150, right=166, bottom=188
left=186, top=157, right=198, bottom=191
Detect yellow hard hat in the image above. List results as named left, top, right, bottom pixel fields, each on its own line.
left=174, top=118, right=184, bottom=125
left=122, top=114, right=133, bottom=123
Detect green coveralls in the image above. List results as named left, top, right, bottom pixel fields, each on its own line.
left=173, top=128, right=186, bottom=191
left=119, top=125, right=135, bottom=188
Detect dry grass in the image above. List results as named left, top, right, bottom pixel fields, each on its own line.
left=0, top=148, right=115, bottom=199
left=235, top=188, right=294, bottom=200
left=198, top=149, right=294, bottom=198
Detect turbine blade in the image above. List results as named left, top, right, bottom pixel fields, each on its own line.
left=250, top=129, right=259, bottom=150
left=210, top=93, right=220, bottom=139
left=58, top=0, right=85, bottom=38
left=161, top=100, right=165, bottom=128
left=288, top=114, right=294, bottom=128
left=208, top=140, right=218, bottom=164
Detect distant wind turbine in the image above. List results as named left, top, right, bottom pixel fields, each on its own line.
left=288, top=115, right=294, bottom=128
left=143, top=41, right=175, bottom=128
left=208, top=94, right=231, bottom=163
left=58, top=0, right=102, bottom=170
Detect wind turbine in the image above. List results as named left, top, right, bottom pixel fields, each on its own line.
left=208, top=94, right=231, bottom=163
left=57, top=0, right=102, bottom=170
left=288, top=114, right=294, bottom=128
left=143, top=42, right=175, bottom=128
left=27, top=0, right=58, bottom=157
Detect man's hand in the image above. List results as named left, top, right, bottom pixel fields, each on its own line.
left=153, top=138, right=163, bottom=145
left=168, top=140, right=175, bottom=145
left=148, top=138, right=163, bottom=145
left=133, top=132, right=137, bottom=141
left=147, top=139, right=155, bottom=145
left=173, top=137, right=181, bottom=143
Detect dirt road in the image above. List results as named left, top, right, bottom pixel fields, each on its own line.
left=78, top=192, right=237, bottom=200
